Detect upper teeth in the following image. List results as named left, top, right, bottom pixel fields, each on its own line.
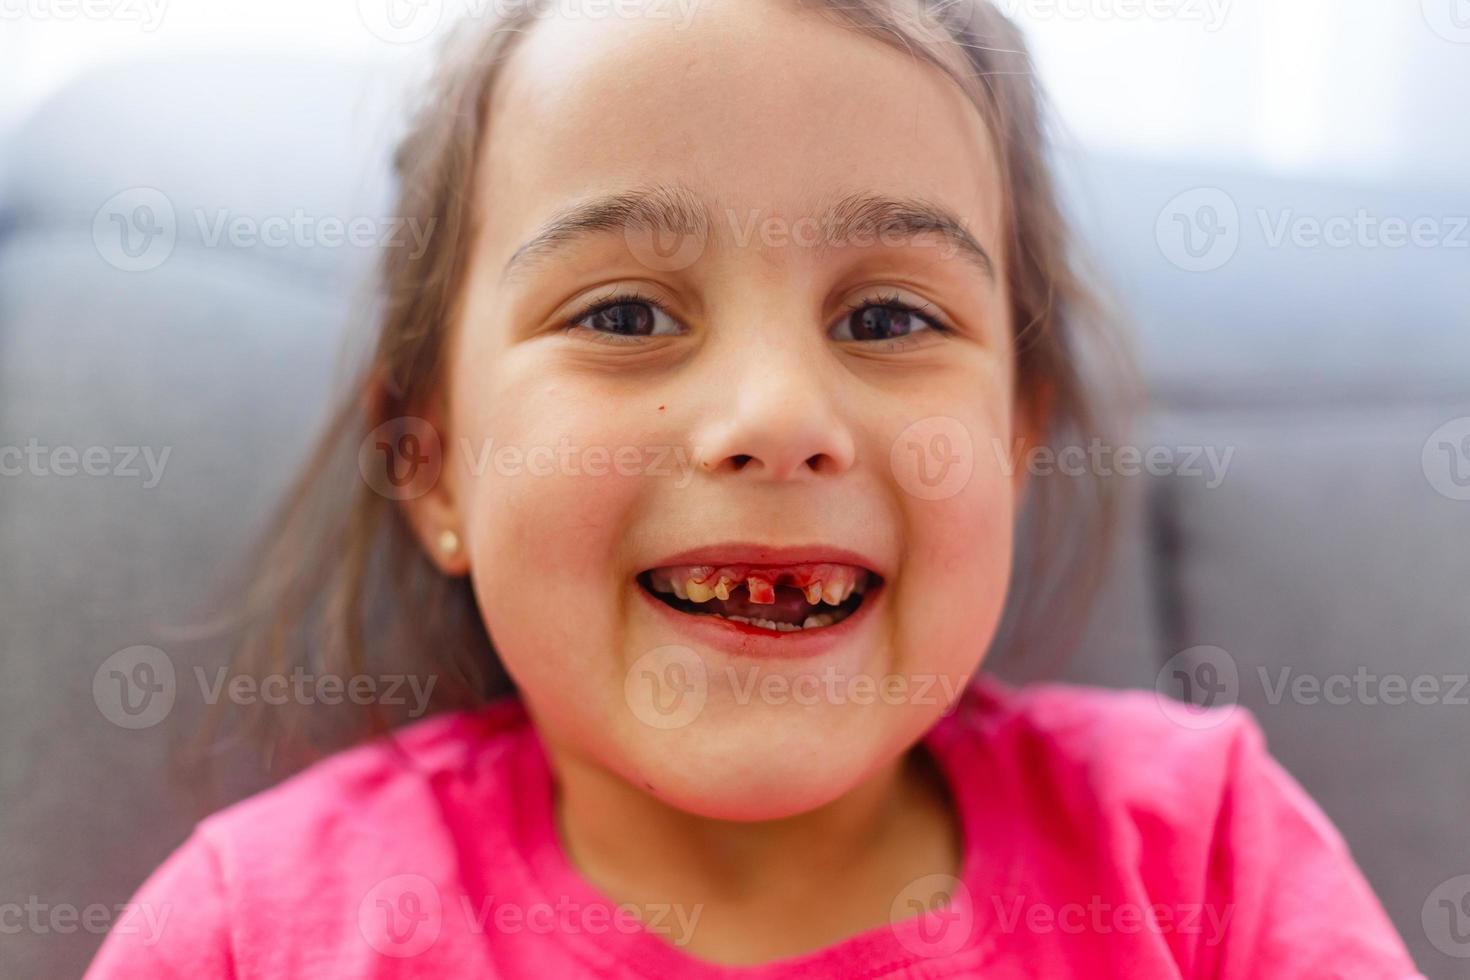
left=647, top=562, right=870, bottom=606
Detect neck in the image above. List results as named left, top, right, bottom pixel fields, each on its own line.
left=535, top=730, right=963, bottom=961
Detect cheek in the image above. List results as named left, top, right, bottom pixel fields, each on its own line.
left=898, top=462, right=1016, bottom=677
left=449, top=374, right=649, bottom=699
left=886, top=379, right=1019, bottom=680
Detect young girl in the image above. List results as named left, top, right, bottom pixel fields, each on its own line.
left=89, top=0, right=1421, bottom=976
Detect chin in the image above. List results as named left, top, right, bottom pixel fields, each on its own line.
left=616, top=703, right=914, bottom=821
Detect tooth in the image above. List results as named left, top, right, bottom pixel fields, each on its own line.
left=746, top=576, right=776, bottom=604
left=685, top=580, right=715, bottom=602
left=714, top=576, right=732, bottom=600
left=671, top=578, right=688, bottom=600
left=802, top=613, right=834, bottom=629
left=804, top=582, right=823, bottom=604
left=824, top=566, right=858, bottom=605
left=853, top=570, right=870, bottom=595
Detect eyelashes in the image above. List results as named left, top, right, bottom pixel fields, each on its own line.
left=561, top=289, right=955, bottom=347
left=832, top=290, right=953, bottom=343
left=561, top=291, right=685, bottom=345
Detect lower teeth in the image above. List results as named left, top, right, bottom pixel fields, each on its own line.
left=719, top=611, right=839, bottom=631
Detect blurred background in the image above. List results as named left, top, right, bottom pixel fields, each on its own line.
left=7, top=0, right=1470, bottom=184
left=2, top=1, right=1468, bottom=977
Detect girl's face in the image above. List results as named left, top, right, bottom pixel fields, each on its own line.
left=425, top=0, right=1026, bottom=819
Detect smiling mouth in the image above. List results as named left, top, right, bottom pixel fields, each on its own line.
left=636, top=562, right=879, bottom=633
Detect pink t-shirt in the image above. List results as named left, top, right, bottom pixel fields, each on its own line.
left=86, top=677, right=1423, bottom=978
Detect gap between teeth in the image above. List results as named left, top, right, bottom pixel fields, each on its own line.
left=663, top=570, right=866, bottom=606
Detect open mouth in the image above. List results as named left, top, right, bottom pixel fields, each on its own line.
left=636, top=562, right=880, bottom=633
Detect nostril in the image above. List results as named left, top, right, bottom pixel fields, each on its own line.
left=804, top=452, right=840, bottom=474
left=731, top=454, right=753, bottom=470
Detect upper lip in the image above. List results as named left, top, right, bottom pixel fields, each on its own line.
left=641, top=541, right=886, bottom=577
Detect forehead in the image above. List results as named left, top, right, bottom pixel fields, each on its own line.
left=476, top=0, right=1004, bottom=271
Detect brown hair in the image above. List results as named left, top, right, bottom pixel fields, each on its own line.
left=197, top=0, right=1136, bottom=783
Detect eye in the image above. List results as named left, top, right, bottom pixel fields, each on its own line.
left=829, top=292, right=951, bottom=344
left=563, top=292, right=685, bottom=344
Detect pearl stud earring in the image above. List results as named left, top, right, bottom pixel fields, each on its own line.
left=437, top=529, right=460, bottom=557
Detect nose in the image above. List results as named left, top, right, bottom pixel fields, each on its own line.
left=691, top=355, right=857, bottom=482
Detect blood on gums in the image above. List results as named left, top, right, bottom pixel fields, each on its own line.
left=688, top=564, right=824, bottom=604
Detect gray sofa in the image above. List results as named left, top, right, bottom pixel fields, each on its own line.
left=2, top=56, right=1466, bottom=979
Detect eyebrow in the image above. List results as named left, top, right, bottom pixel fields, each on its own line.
left=500, top=184, right=995, bottom=283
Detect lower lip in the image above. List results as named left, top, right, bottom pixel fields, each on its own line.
left=635, top=577, right=885, bottom=660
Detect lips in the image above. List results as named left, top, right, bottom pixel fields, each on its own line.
left=636, top=546, right=884, bottom=635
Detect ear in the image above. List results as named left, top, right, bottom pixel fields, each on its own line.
left=362, top=371, right=470, bottom=577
